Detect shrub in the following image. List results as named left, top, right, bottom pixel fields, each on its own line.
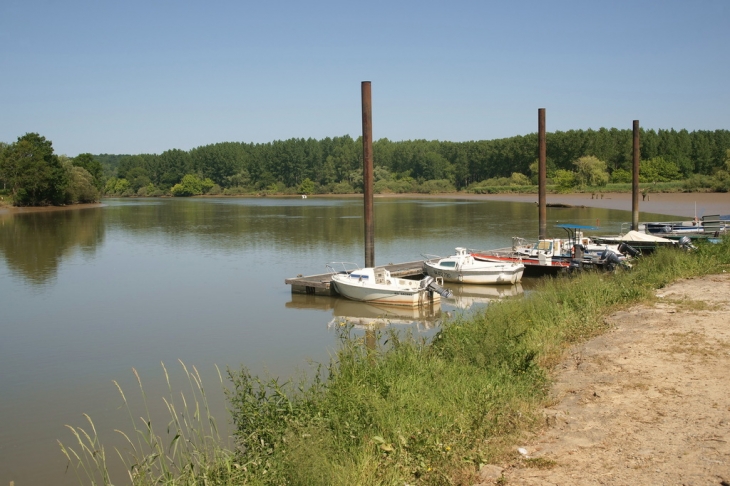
left=65, top=165, right=99, bottom=203
left=553, top=169, right=577, bottom=192
left=415, top=179, right=456, bottom=194
left=171, top=174, right=206, bottom=197
left=611, top=168, right=632, bottom=184
left=682, top=174, right=714, bottom=192
left=332, top=181, right=355, bottom=194
left=573, top=156, right=609, bottom=187
left=640, top=157, right=682, bottom=182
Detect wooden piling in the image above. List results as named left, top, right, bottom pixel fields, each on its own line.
left=538, top=108, right=547, bottom=239
left=632, top=120, right=640, bottom=230
left=362, top=81, right=374, bottom=267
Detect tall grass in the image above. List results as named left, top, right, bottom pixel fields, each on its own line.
left=60, top=360, right=243, bottom=485
left=62, top=238, right=730, bottom=485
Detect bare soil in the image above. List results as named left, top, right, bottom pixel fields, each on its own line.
left=437, top=192, right=730, bottom=220
left=485, top=274, right=730, bottom=485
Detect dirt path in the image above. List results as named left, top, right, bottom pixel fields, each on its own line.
left=485, top=274, right=730, bottom=485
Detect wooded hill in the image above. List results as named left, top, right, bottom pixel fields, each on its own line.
left=96, top=128, right=730, bottom=196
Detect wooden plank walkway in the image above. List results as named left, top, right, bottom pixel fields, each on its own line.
left=285, top=260, right=425, bottom=295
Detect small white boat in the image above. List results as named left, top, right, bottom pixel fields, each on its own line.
left=328, top=263, right=450, bottom=307
left=423, top=247, right=524, bottom=285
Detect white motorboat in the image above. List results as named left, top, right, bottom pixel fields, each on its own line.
left=423, top=247, right=524, bottom=285
left=328, top=263, right=451, bottom=307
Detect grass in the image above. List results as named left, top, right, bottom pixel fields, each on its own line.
left=62, top=237, right=730, bottom=485
left=60, top=360, right=244, bottom=485
left=468, top=180, right=696, bottom=195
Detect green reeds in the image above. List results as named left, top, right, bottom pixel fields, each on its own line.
left=60, top=360, right=243, bottom=485
left=62, top=238, right=730, bottom=485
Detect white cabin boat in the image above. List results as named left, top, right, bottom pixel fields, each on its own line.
left=423, top=247, right=524, bottom=285
left=329, top=264, right=448, bottom=307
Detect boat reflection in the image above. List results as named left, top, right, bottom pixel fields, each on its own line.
left=285, top=293, right=443, bottom=331
left=444, top=282, right=524, bottom=309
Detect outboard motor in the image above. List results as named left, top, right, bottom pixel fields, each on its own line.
left=423, top=277, right=453, bottom=298
left=617, top=242, right=640, bottom=258
left=678, top=235, right=696, bottom=251
left=603, top=250, right=622, bottom=271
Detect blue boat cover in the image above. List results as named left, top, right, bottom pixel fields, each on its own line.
left=555, top=224, right=599, bottom=230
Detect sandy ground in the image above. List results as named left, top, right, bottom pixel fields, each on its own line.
left=431, top=192, right=730, bottom=220
left=477, top=274, right=730, bottom=486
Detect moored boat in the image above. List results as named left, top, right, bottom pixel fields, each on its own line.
left=328, top=263, right=451, bottom=307
left=423, top=247, right=524, bottom=284
left=591, top=230, right=676, bottom=252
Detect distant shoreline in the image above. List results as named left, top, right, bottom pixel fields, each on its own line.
left=0, top=202, right=104, bottom=215
left=0, top=192, right=726, bottom=220
left=411, top=192, right=729, bottom=219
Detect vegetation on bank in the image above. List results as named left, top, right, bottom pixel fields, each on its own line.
left=0, top=134, right=102, bottom=206
left=3, top=128, right=729, bottom=205
left=97, top=130, right=730, bottom=197
left=61, top=238, right=730, bottom=485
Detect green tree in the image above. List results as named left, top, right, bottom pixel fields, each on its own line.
left=73, top=153, right=103, bottom=189
left=64, top=161, right=99, bottom=203
left=0, top=133, right=68, bottom=206
left=114, top=178, right=131, bottom=195
left=640, top=157, right=681, bottom=182
left=509, top=172, right=530, bottom=185
left=573, top=156, right=609, bottom=187
left=553, top=169, right=577, bottom=192
left=170, top=174, right=205, bottom=196
left=298, top=178, right=315, bottom=195
left=610, top=168, right=632, bottom=183
left=0, top=142, right=8, bottom=190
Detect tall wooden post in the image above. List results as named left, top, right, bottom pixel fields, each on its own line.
left=538, top=108, right=547, bottom=240
left=632, top=120, right=640, bottom=230
left=362, top=81, right=374, bottom=267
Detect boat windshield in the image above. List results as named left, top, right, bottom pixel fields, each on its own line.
left=439, top=261, right=457, bottom=268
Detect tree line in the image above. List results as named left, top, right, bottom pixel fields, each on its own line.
left=98, top=128, right=730, bottom=196
left=2, top=128, right=729, bottom=205
left=0, top=133, right=102, bottom=206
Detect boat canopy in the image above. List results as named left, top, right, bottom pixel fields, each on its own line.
left=555, top=224, right=599, bottom=230
left=617, top=230, right=674, bottom=243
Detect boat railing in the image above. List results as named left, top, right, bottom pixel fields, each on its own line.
left=326, top=262, right=361, bottom=275
left=620, top=222, right=630, bottom=236
left=420, top=253, right=442, bottom=263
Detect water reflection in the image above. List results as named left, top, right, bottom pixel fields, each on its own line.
left=0, top=197, right=683, bottom=485
left=286, top=293, right=443, bottom=331
left=444, top=282, right=524, bottom=309
left=0, top=207, right=104, bottom=285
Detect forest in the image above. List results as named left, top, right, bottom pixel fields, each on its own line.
left=97, top=127, right=730, bottom=197
left=2, top=128, right=730, bottom=205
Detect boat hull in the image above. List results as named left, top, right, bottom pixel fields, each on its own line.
left=423, top=261, right=524, bottom=284
left=331, top=275, right=440, bottom=307
left=471, top=254, right=569, bottom=277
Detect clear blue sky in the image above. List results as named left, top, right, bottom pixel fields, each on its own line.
left=1, top=0, right=728, bottom=156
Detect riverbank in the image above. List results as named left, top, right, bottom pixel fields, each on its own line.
left=497, top=273, right=730, bottom=485
left=0, top=202, right=104, bottom=215
left=398, top=191, right=730, bottom=220
left=60, top=238, right=730, bottom=485
left=2, top=192, right=724, bottom=220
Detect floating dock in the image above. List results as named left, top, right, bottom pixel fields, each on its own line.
left=285, top=261, right=425, bottom=295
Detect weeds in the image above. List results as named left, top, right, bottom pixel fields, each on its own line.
left=60, top=360, right=243, bottom=485
left=62, top=238, right=730, bottom=485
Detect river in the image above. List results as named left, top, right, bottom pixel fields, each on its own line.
left=0, top=196, right=678, bottom=485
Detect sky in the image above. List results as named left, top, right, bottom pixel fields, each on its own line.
left=1, top=0, right=728, bottom=156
